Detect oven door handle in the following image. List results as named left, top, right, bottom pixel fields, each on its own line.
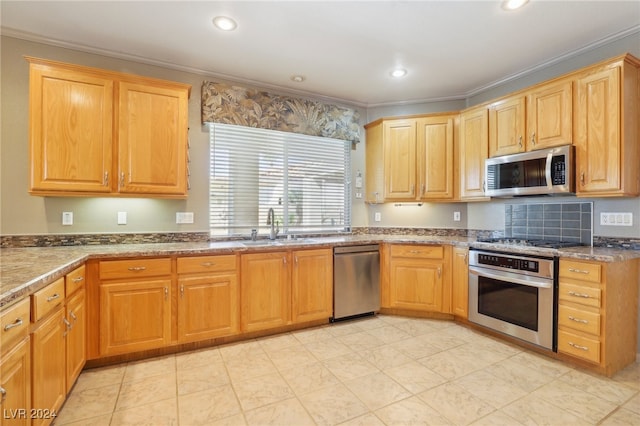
left=469, top=266, right=553, bottom=289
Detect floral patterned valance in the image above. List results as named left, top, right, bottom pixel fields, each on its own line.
left=201, top=81, right=360, bottom=144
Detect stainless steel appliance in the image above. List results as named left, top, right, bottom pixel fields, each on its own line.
left=485, top=145, right=574, bottom=197
left=333, top=244, right=380, bottom=320
left=468, top=248, right=557, bottom=351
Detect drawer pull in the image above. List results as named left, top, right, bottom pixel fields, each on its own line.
left=63, top=317, right=72, bottom=329
left=200, top=262, right=215, bottom=267
left=568, top=316, right=588, bottom=324
left=568, top=291, right=590, bottom=299
left=72, top=276, right=84, bottom=283
left=47, top=293, right=61, bottom=302
left=3, top=318, right=23, bottom=331
left=568, top=268, right=590, bottom=274
left=568, top=341, right=590, bottom=351
left=127, top=266, right=147, bottom=272
left=70, top=311, right=77, bottom=321
left=409, top=250, right=421, bottom=254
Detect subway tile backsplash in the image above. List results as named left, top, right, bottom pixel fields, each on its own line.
left=505, top=202, right=592, bottom=245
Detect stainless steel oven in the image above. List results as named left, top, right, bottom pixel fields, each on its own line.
left=468, top=249, right=557, bottom=351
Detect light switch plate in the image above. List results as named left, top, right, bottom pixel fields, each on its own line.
left=117, top=211, right=127, bottom=225
left=374, top=212, right=381, bottom=222
left=176, top=212, right=194, bottom=224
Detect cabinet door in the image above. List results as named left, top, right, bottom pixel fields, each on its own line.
left=526, top=80, right=573, bottom=150
left=118, top=81, right=189, bottom=196
left=389, top=259, right=443, bottom=312
left=292, top=249, right=333, bottom=323
left=384, top=119, right=417, bottom=200
left=177, top=273, right=239, bottom=342
left=99, top=279, right=172, bottom=356
left=459, top=107, right=489, bottom=199
left=0, top=337, right=31, bottom=426
left=32, top=308, right=66, bottom=426
left=240, top=252, right=290, bottom=332
left=28, top=62, right=113, bottom=194
left=451, top=247, right=469, bottom=318
left=576, top=67, right=621, bottom=194
left=65, top=289, right=86, bottom=393
left=416, top=116, right=454, bottom=200
left=489, top=96, right=526, bottom=157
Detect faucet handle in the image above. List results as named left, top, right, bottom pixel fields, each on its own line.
left=250, top=229, right=258, bottom=241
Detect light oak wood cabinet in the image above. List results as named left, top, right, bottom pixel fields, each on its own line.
left=291, top=248, right=333, bottom=323
left=65, top=289, right=85, bottom=392
left=488, top=95, right=526, bottom=157
left=557, top=258, right=639, bottom=376
left=98, top=258, right=172, bottom=356
left=387, top=245, right=452, bottom=313
left=176, top=255, right=240, bottom=343
left=526, top=79, right=573, bottom=150
left=27, top=57, right=191, bottom=198
left=575, top=55, right=640, bottom=197
left=459, top=106, right=489, bottom=200
left=0, top=299, right=31, bottom=426
left=241, top=248, right=333, bottom=332
left=451, top=247, right=469, bottom=318
left=240, top=251, right=291, bottom=333
left=365, top=114, right=456, bottom=202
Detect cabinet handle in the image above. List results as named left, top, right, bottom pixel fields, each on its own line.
left=180, top=285, right=184, bottom=298
left=294, top=256, right=298, bottom=266
left=120, top=172, right=125, bottom=188
left=482, top=181, right=486, bottom=192
left=518, top=136, right=523, bottom=148
left=568, top=316, right=589, bottom=324
left=283, top=257, right=287, bottom=265
left=63, top=317, right=72, bottom=329
left=437, top=267, right=442, bottom=278
left=464, top=253, right=468, bottom=265
left=421, top=184, right=425, bottom=196
left=0, top=386, right=6, bottom=404
left=47, top=293, right=61, bottom=302
left=127, top=266, right=147, bottom=272
left=410, top=184, right=415, bottom=193
left=568, top=291, right=591, bottom=299
left=568, top=341, right=589, bottom=351
left=104, top=171, right=109, bottom=186
left=72, top=276, right=84, bottom=283
left=531, top=132, right=536, bottom=146
left=3, top=318, right=23, bottom=332
left=70, top=311, right=77, bottom=321
left=200, top=262, right=215, bottom=267
left=568, top=268, right=590, bottom=275
left=580, top=172, right=585, bottom=186
left=164, top=287, right=169, bottom=300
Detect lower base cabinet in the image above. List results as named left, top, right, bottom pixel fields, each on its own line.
left=65, top=289, right=86, bottom=390
left=0, top=337, right=31, bottom=426
left=451, top=247, right=469, bottom=318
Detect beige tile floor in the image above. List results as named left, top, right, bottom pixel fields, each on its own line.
left=55, top=315, right=640, bottom=426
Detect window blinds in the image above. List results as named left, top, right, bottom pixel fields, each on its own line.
left=209, top=123, right=351, bottom=237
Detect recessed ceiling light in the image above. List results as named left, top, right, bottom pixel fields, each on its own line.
left=290, top=75, right=305, bottom=83
left=501, top=0, right=529, bottom=11
left=212, top=16, right=237, bottom=31
left=390, top=68, right=407, bottom=78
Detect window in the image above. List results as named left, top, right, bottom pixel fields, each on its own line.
left=209, top=123, right=351, bottom=237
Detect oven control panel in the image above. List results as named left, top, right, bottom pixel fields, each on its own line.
left=477, top=253, right=539, bottom=273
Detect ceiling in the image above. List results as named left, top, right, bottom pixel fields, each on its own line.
left=2, top=1, right=639, bottom=107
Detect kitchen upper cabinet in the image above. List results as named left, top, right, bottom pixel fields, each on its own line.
left=365, top=114, right=456, bottom=203
left=240, top=251, right=291, bottom=332
left=176, top=255, right=240, bottom=342
left=526, top=79, right=573, bottom=150
left=575, top=55, right=640, bottom=197
left=291, top=248, right=333, bottom=323
left=98, top=258, right=172, bottom=356
left=416, top=115, right=455, bottom=200
left=459, top=106, right=489, bottom=200
left=27, top=57, right=191, bottom=198
left=488, top=95, right=526, bottom=157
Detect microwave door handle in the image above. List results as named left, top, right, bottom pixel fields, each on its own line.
left=469, top=267, right=552, bottom=289
left=545, top=151, right=553, bottom=188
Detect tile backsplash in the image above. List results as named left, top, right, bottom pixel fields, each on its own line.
left=505, top=202, right=593, bottom=245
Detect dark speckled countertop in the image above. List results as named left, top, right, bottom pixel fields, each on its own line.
left=2, top=235, right=638, bottom=310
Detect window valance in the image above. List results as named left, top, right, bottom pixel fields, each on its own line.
left=201, top=81, right=361, bottom=144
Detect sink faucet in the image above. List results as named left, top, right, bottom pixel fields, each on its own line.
left=266, top=208, right=279, bottom=240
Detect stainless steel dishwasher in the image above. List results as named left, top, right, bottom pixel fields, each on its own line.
left=333, top=244, right=380, bottom=321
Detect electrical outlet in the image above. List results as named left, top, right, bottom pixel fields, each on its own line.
left=176, top=212, right=194, bottom=224
left=62, top=212, right=73, bottom=226
left=453, top=211, right=461, bottom=221
left=374, top=212, right=382, bottom=222
left=600, top=212, right=633, bottom=226
left=117, top=211, right=127, bottom=225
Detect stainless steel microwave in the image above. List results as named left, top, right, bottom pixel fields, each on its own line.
left=485, top=145, right=574, bottom=197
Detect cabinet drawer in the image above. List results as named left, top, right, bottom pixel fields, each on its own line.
left=559, top=260, right=601, bottom=283
left=558, top=282, right=601, bottom=308
left=390, top=245, right=444, bottom=259
left=99, top=258, right=171, bottom=280
left=558, top=304, right=600, bottom=336
left=66, top=265, right=86, bottom=295
left=0, top=298, right=30, bottom=350
left=31, top=277, right=65, bottom=322
left=558, top=329, right=600, bottom=364
left=177, top=255, right=236, bottom=274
